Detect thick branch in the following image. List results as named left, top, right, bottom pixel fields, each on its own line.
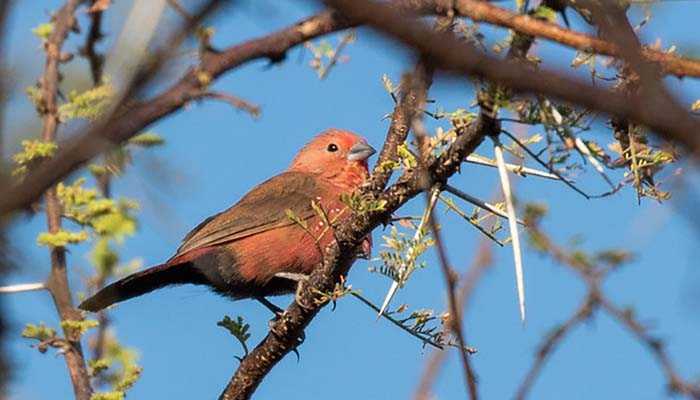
left=365, top=61, right=432, bottom=192
left=324, top=0, right=700, bottom=156
left=0, top=10, right=352, bottom=218
left=5, top=0, right=700, bottom=219
left=426, top=0, right=700, bottom=78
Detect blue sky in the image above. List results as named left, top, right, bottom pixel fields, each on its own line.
left=3, top=1, right=700, bottom=399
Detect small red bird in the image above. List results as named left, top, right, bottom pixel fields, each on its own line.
left=79, top=129, right=376, bottom=312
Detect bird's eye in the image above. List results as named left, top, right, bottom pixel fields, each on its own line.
left=327, top=143, right=339, bottom=152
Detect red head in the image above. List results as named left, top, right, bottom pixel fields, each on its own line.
left=289, top=129, right=376, bottom=189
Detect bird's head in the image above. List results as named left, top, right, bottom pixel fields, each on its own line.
left=289, top=129, right=376, bottom=189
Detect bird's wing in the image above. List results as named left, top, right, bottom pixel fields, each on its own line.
left=174, top=171, right=322, bottom=256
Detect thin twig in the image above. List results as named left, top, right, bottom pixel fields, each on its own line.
left=600, top=298, right=700, bottom=399
left=81, top=0, right=106, bottom=84
left=198, top=91, right=261, bottom=118
left=573, top=136, right=616, bottom=189
left=378, top=188, right=439, bottom=317
left=40, top=2, right=94, bottom=399
left=166, top=0, right=192, bottom=20
left=500, top=129, right=590, bottom=199
left=350, top=291, right=442, bottom=351
left=438, top=194, right=505, bottom=246
left=444, top=184, right=525, bottom=225
left=318, top=30, right=355, bottom=79
left=514, top=294, right=597, bottom=400
left=425, top=201, right=479, bottom=399
left=415, top=240, right=492, bottom=400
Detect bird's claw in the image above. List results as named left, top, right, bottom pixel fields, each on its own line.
left=273, top=272, right=315, bottom=310
left=256, top=296, right=284, bottom=318
left=268, top=317, right=306, bottom=362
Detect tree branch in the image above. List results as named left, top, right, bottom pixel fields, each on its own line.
left=426, top=0, right=700, bottom=79
left=217, top=54, right=492, bottom=400
left=40, top=1, right=94, bottom=399
left=0, top=8, right=351, bottom=218
left=323, top=0, right=700, bottom=157
left=5, top=0, right=700, bottom=219
left=415, top=240, right=492, bottom=400
left=81, top=0, right=106, bottom=84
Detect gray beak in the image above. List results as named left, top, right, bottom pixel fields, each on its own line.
left=347, top=141, right=377, bottom=161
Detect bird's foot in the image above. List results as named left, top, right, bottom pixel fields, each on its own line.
left=256, top=296, right=284, bottom=319
left=265, top=307, right=306, bottom=362
left=273, top=272, right=315, bottom=310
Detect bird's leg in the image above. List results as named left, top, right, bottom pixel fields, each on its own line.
left=255, top=296, right=284, bottom=316
left=274, top=272, right=314, bottom=310
left=269, top=271, right=313, bottom=359
left=273, top=272, right=310, bottom=282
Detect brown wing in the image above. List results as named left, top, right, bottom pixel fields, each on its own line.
left=175, top=171, right=323, bottom=256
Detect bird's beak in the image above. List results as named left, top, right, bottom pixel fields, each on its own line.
left=347, top=141, right=376, bottom=161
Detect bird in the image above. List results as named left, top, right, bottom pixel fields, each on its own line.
left=79, top=129, right=376, bottom=313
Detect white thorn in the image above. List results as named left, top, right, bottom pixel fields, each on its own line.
left=494, top=142, right=526, bottom=322
left=377, top=280, right=399, bottom=318
left=465, top=154, right=561, bottom=180
left=574, top=137, right=616, bottom=189
left=444, top=185, right=526, bottom=226
left=0, top=282, right=46, bottom=294
left=377, top=188, right=440, bottom=318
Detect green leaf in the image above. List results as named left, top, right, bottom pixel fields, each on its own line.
left=58, top=83, right=113, bottom=122
left=92, top=238, right=119, bottom=276
left=91, top=392, right=124, bottom=400
left=12, top=140, right=58, bottom=176
left=89, top=358, right=111, bottom=377
left=37, top=230, right=89, bottom=247
left=339, top=192, right=387, bottom=215
left=533, top=6, right=557, bottom=23
left=60, top=319, right=99, bottom=336
left=21, top=323, right=56, bottom=341
left=285, top=209, right=308, bottom=229
left=218, top=315, right=251, bottom=356
left=128, top=132, right=164, bottom=147
left=32, top=23, right=54, bottom=40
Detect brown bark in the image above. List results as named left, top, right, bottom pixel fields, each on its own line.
left=40, top=1, right=93, bottom=399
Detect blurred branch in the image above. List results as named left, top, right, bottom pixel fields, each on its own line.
left=520, top=209, right=700, bottom=399
left=39, top=1, right=94, bottom=399
left=5, top=0, right=700, bottom=219
left=425, top=204, right=479, bottom=399
left=0, top=6, right=348, bottom=218
left=514, top=293, right=597, bottom=400
left=0, top=0, right=10, bottom=161
left=318, top=30, right=355, bottom=80
left=415, top=240, right=493, bottom=400
left=81, top=0, right=106, bottom=84
left=167, top=0, right=193, bottom=20
left=364, top=61, right=432, bottom=193
left=422, top=0, right=700, bottom=78
left=600, top=298, right=700, bottom=399
left=411, top=48, right=478, bottom=398
left=0, top=1, right=12, bottom=394
left=197, top=91, right=261, bottom=118
left=323, top=0, right=700, bottom=157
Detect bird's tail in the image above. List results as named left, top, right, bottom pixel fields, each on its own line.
left=78, top=262, right=206, bottom=312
